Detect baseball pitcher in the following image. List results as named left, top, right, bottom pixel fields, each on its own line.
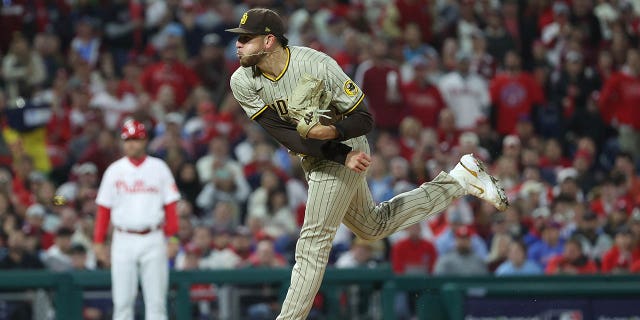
left=226, top=8, right=508, bottom=320
left=94, top=120, right=181, bottom=320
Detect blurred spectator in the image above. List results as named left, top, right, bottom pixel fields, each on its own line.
left=401, top=56, right=446, bottom=128
left=140, top=35, right=201, bottom=110
left=2, top=33, right=47, bottom=100
left=403, top=23, right=437, bottom=64
left=149, top=112, right=193, bottom=159
left=243, top=142, right=289, bottom=190
left=175, top=226, right=211, bottom=270
left=539, top=138, right=572, bottom=175
left=167, top=236, right=181, bottom=269
left=102, top=0, right=144, bottom=71
left=550, top=50, right=599, bottom=122
left=389, top=156, right=416, bottom=195
left=572, top=148, right=598, bottom=194
left=601, top=226, right=640, bottom=274
left=231, top=226, right=254, bottom=266
left=545, top=238, right=598, bottom=274
left=0, top=230, right=44, bottom=269
left=335, top=237, right=382, bottom=319
left=196, top=136, right=243, bottom=183
left=207, top=200, right=241, bottom=232
left=354, top=40, right=406, bottom=132
left=247, top=174, right=297, bottom=240
left=475, top=116, right=501, bottom=156
left=629, top=209, right=640, bottom=239
left=247, top=170, right=283, bottom=220
left=70, top=17, right=101, bottom=67
left=495, top=241, right=543, bottom=276
left=196, top=161, right=250, bottom=213
left=453, top=131, right=490, bottom=163
left=394, top=0, right=433, bottom=43
left=483, top=7, right=516, bottom=64
left=77, top=129, right=120, bottom=175
left=55, top=162, right=99, bottom=205
left=391, top=224, right=437, bottom=275
left=247, top=239, right=287, bottom=268
left=598, top=48, right=640, bottom=159
left=541, top=2, right=573, bottom=68
left=22, top=204, right=55, bottom=250
left=89, top=76, right=137, bottom=130
left=455, top=0, right=480, bottom=55
left=486, top=214, right=513, bottom=272
left=435, top=108, right=460, bottom=154
left=397, top=117, right=422, bottom=161
left=41, top=227, right=75, bottom=271
left=591, top=177, right=627, bottom=220
left=434, top=225, right=488, bottom=275
left=69, top=243, right=89, bottom=270
left=501, top=134, right=521, bottom=161
left=177, top=215, right=195, bottom=245
left=490, top=51, right=545, bottom=135
left=435, top=209, right=488, bottom=259
left=175, top=162, right=202, bottom=208
left=528, top=220, right=565, bottom=269
left=367, top=154, right=394, bottom=204
left=612, top=152, right=640, bottom=205
left=470, top=31, right=497, bottom=80
left=438, top=51, right=490, bottom=130
left=572, top=212, right=612, bottom=262
left=336, top=238, right=380, bottom=269
left=192, top=33, right=231, bottom=106
left=200, top=227, right=241, bottom=269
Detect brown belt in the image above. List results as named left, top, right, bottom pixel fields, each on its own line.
left=116, top=224, right=161, bottom=235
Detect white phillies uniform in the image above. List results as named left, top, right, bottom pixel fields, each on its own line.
left=438, top=71, right=490, bottom=130
left=230, top=46, right=465, bottom=319
left=96, top=156, right=180, bottom=320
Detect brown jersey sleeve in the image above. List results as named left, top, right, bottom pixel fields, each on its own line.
left=332, top=101, right=374, bottom=141
left=254, top=107, right=353, bottom=165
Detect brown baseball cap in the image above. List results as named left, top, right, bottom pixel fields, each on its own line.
left=226, top=8, right=286, bottom=38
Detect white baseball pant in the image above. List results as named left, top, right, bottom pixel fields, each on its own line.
left=111, top=230, right=168, bottom=320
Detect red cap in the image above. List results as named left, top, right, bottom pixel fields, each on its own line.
left=121, top=119, right=148, bottom=140
left=454, top=225, right=473, bottom=238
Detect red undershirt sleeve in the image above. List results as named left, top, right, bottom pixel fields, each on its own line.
left=163, top=201, right=179, bottom=237
left=94, top=205, right=111, bottom=243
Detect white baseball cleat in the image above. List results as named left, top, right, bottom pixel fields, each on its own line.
left=449, top=154, right=509, bottom=211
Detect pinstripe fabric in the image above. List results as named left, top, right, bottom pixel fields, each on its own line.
left=276, top=137, right=465, bottom=320
left=230, top=46, right=365, bottom=122
left=229, top=46, right=466, bottom=320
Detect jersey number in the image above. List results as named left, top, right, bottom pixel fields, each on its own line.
left=271, top=99, right=288, bottom=117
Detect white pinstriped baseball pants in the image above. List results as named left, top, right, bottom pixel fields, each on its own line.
left=276, top=136, right=465, bottom=320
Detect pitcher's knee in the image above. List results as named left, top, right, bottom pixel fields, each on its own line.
left=350, top=229, right=382, bottom=241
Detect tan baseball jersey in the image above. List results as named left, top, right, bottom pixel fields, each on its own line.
left=230, top=46, right=365, bottom=125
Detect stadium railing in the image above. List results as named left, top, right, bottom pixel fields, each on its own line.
left=0, top=269, right=639, bottom=319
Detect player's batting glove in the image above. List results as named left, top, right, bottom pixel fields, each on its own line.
left=288, top=74, right=333, bottom=138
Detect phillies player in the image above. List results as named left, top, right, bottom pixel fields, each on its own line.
left=94, top=120, right=180, bottom=320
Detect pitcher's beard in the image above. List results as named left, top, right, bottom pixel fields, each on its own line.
left=239, top=54, right=263, bottom=67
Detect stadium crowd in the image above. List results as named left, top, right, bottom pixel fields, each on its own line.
left=1, top=0, right=640, bottom=317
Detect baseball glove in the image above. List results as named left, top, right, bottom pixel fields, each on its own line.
left=288, top=74, right=333, bottom=138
